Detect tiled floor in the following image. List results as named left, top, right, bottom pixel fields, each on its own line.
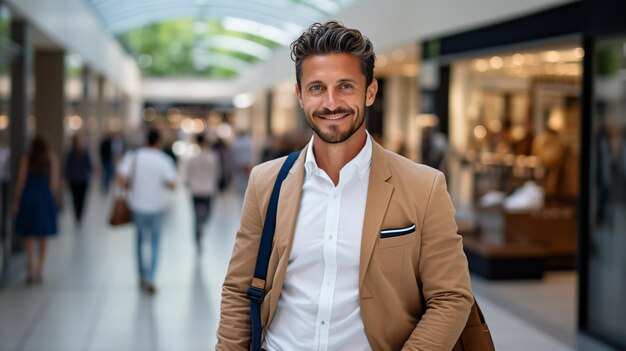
left=0, top=184, right=619, bottom=350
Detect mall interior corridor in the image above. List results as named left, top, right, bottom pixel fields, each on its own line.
left=0, top=182, right=616, bottom=351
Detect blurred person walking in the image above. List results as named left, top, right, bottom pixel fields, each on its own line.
left=99, top=131, right=124, bottom=193
left=185, top=134, right=221, bottom=253
left=99, top=132, right=114, bottom=192
left=213, top=138, right=232, bottom=193
left=231, top=131, right=253, bottom=195
left=117, top=129, right=177, bottom=294
left=65, top=134, right=93, bottom=225
left=11, top=135, right=59, bottom=284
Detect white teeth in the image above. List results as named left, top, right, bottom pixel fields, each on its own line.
left=321, top=114, right=346, bottom=120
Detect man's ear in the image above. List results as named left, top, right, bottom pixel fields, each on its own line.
left=295, top=83, right=304, bottom=108
left=365, top=78, right=378, bottom=107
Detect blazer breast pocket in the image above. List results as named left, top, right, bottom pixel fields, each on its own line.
left=379, top=224, right=416, bottom=249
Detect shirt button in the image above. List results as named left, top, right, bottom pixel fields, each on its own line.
left=328, top=235, right=333, bottom=240
left=321, top=321, right=325, bottom=326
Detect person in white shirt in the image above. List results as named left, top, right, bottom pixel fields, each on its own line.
left=217, top=21, right=473, bottom=351
left=117, top=129, right=177, bottom=294
left=185, top=134, right=221, bottom=253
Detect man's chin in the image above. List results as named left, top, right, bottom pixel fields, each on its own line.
left=316, top=130, right=354, bottom=144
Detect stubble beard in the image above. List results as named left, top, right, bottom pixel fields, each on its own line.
left=307, top=106, right=366, bottom=144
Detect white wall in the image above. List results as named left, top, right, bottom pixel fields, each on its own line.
left=5, top=0, right=142, bottom=97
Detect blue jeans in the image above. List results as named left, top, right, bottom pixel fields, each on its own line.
left=133, top=212, right=163, bottom=283
left=102, top=161, right=114, bottom=192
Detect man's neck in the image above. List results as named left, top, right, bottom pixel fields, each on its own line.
left=312, top=130, right=367, bottom=186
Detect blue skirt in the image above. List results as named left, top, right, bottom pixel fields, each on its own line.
left=14, top=174, right=58, bottom=237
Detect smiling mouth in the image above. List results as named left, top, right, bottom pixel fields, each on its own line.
left=316, top=112, right=350, bottom=120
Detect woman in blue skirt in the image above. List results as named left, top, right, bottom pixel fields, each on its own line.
left=12, top=135, right=59, bottom=284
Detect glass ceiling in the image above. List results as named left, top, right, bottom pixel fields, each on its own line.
left=85, top=0, right=355, bottom=78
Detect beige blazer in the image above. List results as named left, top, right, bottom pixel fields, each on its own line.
left=217, top=139, right=473, bottom=351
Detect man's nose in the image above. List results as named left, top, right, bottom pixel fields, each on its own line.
left=323, top=90, right=340, bottom=110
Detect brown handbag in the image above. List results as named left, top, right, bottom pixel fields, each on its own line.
left=452, top=299, right=496, bottom=351
left=108, top=197, right=132, bottom=226
left=108, top=153, right=137, bottom=227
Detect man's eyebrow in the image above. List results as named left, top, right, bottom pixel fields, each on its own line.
left=305, top=80, right=324, bottom=87
left=337, top=78, right=358, bottom=84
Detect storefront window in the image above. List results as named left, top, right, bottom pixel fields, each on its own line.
left=588, top=36, right=626, bottom=349
left=448, top=43, right=582, bottom=272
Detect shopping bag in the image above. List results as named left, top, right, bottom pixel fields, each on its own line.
left=108, top=196, right=132, bottom=226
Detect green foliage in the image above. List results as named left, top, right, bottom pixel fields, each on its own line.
left=118, top=18, right=279, bottom=78
left=0, top=13, right=11, bottom=76
left=595, top=40, right=623, bottom=77
left=0, top=16, right=8, bottom=38
left=65, top=65, right=82, bottom=78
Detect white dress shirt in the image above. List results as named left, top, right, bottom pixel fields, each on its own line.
left=264, top=134, right=372, bottom=351
left=117, top=148, right=177, bottom=214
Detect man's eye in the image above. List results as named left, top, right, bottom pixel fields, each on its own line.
left=340, top=84, right=353, bottom=90
left=310, top=85, right=322, bottom=91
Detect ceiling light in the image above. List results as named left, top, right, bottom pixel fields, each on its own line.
left=217, top=123, right=233, bottom=139
left=193, top=119, right=206, bottom=133
left=474, top=125, right=487, bottom=139
left=512, top=53, right=524, bottom=66
left=206, top=36, right=273, bottom=59
left=574, top=47, right=584, bottom=59
left=181, top=118, right=195, bottom=134
left=543, top=50, right=560, bottom=63
left=473, top=59, right=489, bottom=72
left=172, top=141, right=188, bottom=156
left=222, top=17, right=294, bottom=46
left=67, top=115, right=83, bottom=131
left=233, top=93, right=255, bottom=109
left=489, top=56, right=503, bottom=69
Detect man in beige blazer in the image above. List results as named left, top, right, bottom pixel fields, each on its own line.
left=217, top=21, right=473, bottom=351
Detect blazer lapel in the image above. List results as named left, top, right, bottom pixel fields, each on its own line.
left=268, top=150, right=306, bottom=323
left=359, top=140, right=393, bottom=293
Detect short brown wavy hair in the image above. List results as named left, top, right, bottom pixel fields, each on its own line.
left=290, top=21, right=375, bottom=89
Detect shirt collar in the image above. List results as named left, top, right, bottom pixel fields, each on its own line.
left=304, top=131, right=372, bottom=180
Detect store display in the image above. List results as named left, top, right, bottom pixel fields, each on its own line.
left=448, top=45, right=582, bottom=279
left=479, top=190, right=506, bottom=207
left=503, top=181, right=544, bottom=211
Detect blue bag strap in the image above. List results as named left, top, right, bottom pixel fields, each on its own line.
left=246, top=150, right=301, bottom=351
